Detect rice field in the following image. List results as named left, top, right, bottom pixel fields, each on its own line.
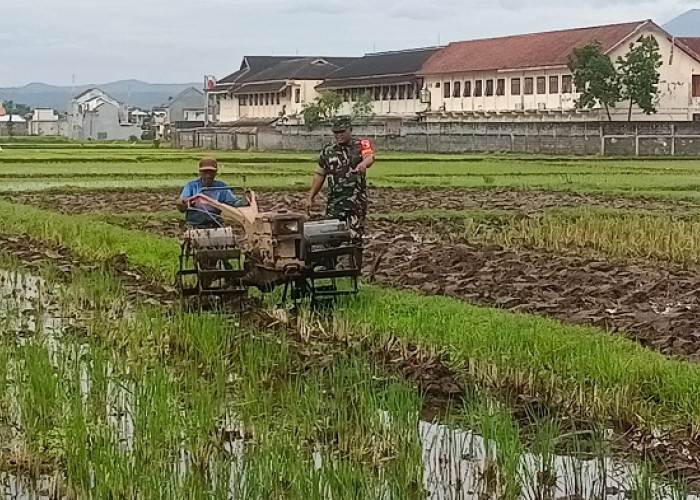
left=2, top=140, right=700, bottom=498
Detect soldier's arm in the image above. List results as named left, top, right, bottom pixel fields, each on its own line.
left=306, top=153, right=328, bottom=210
left=355, top=139, right=376, bottom=173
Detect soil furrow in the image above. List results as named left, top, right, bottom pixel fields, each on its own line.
left=6, top=187, right=696, bottom=216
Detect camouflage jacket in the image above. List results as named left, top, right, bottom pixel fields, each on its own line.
left=316, top=137, right=375, bottom=212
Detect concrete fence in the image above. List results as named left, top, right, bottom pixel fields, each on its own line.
left=172, top=121, right=700, bottom=156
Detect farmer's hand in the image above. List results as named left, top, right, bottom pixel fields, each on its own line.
left=354, top=163, right=368, bottom=175
left=303, top=196, right=314, bottom=216
left=177, top=199, right=188, bottom=212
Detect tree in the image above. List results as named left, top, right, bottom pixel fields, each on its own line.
left=351, top=91, right=374, bottom=123
left=617, top=35, right=662, bottom=121
left=3, top=100, right=31, bottom=117
left=301, top=91, right=343, bottom=128
left=568, top=41, right=621, bottom=121
left=1, top=100, right=31, bottom=137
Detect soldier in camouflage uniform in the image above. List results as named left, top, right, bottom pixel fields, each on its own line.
left=305, top=116, right=376, bottom=249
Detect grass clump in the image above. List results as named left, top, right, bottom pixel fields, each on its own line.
left=339, top=286, right=700, bottom=432
left=0, top=200, right=179, bottom=281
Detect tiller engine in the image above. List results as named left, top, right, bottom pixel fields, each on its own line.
left=177, top=191, right=361, bottom=305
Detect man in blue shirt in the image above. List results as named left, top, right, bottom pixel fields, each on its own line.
left=177, top=158, right=247, bottom=227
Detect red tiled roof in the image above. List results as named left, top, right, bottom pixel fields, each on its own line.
left=419, top=21, right=649, bottom=75
left=678, top=37, right=700, bottom=60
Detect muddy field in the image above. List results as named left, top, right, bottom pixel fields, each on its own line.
left=7, top=187, right=697, bottom=216
left=24, top=205, right=700, bottom=362
left=365, top=219, right=700, bottom=361
left=6, top=189, right=700, bottom=360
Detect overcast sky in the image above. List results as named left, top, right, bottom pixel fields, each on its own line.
left=1, top=0, right=698, bottom=87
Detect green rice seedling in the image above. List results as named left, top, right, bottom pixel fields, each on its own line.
left=15, top=340, right=65, bottom=456
left=178, top=364, right=230, bottom=477
left=0, top=200, right=180, bottom=281
left=589, top=425, right=612, bottom=499
left=522, top=417, right=560, bottom=500
left=231, top=430, right=323, bottom=499
left=61, top=351, right=92, bottom=493
left=559, top=431, right=588, bottom=499
left=340, top=286, right=700, bottom=433
left=630, top=461, right=660, bottom=500
left=467, top=398, right=523, bottom=500
left=58, top=268, right=128, bottom=317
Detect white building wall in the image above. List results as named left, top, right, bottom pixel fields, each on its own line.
left=607, top=29, right=700, bottom=120
left=424, top=30, right=700, bottom=121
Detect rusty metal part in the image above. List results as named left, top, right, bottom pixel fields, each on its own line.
left=178, top=191, right=362, bottom=306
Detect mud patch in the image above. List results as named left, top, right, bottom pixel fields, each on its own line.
left=0, top=234, right=176, bottom=307
left=6, top=187, right=696, bottom=216
left=365, top=219, right=700, bottom=362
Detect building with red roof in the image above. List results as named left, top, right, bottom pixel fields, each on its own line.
left=418, top=20, right=700, bottom=122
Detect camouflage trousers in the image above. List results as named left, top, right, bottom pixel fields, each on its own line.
left=326, top=201, right=366, bottom=248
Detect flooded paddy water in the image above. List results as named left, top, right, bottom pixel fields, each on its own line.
left=0, top=260, right=697, bottom=499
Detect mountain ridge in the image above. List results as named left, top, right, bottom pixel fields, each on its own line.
left=0, top=80, right=202, bottom=112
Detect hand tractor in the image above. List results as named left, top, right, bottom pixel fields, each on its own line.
left=176, top=191, right=361, bottom=306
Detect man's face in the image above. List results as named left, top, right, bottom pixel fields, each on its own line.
left=199, top=169, right=217, bottom=187
left=333, top=128, right=352, bottom=145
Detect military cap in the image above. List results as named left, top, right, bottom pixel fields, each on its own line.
left=331, top=115, right=352, bottom=132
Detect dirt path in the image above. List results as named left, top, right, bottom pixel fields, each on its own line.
left=6, top=187, right=696, bottom=216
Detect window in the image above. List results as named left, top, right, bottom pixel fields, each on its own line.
left=694, top=114, right=700, bottom=122
left=537, top=77, right=546, bottom=94
left=373, top=87, right=381, bottom=100
left=390, top=85, right=398, bottom=100
left=474, top=80, right=483, bottom=97
left=693, top=75, right=700, bottom=97
left=511, top=78, right=521, bottom=95
left=549, top=76, right=559, bottom=94
left=351, top=88, right=358, bottom=101
left=463, top=81, right=471, bottom=97
left=295, top=88, right=300, bottom=103
left=485, top=79, right=494, bottom=96
left=254, top=94, right=259, bottom=105
left=276, top=93, right=280, bottom=105
left=382, top=86, right=390, bottom=100
left=496, top=79, right=505, bottom=96
left=281, top=88, right=287, bottom=98
left=398, top=85, right=406, bottom=100
left=453, top=81, right=461, bottom=98
left=561, top=75, right=573, bottom=93
left=265, top=94, right=270, bottom=105
left=97, top=132, right=107, bottom=140
left=240, top=95, right=247, bottom=106
left=443, top=82, right=451, bottom=98
left=524, top=77, right=533, bottom=95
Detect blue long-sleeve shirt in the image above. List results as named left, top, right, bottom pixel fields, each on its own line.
left=180, top=179, right=246, bottom=227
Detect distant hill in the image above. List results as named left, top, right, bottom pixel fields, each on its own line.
left=0, top=80, right=202, bottom=112
left=664, top=9, right=700, bottom=37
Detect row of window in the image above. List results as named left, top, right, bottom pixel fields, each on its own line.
left=239, top=88, right=302, bottom=106
left=442, top=76, right=574, bottom=99
left=338, top=84, right=421, bottom=102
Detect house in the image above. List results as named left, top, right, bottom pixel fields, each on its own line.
left=207, top=56, right=357, bottom=124
left=316, top=47, right=440, bottom=118
left=68, top=88, right=144, bottom=140
left=153, top=87, right=205, bottom=139
left=0, top=115, right=28, bottom=136
left=29, top=108, right=68, bottom=136
left=418, top=20, right=700, bottom=122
